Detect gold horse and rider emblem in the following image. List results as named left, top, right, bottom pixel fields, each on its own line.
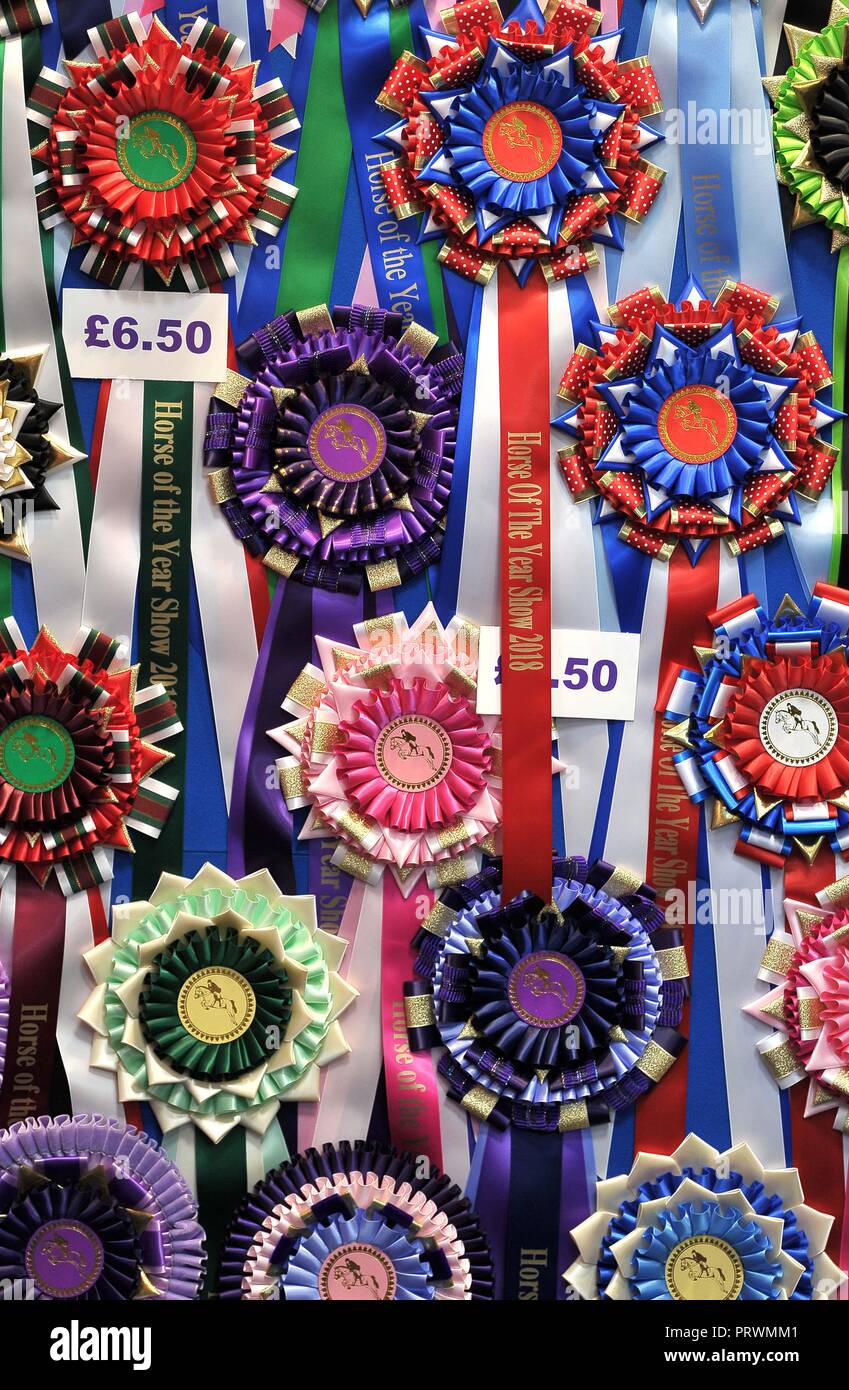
left=656, top=385, right=738, bottom=465
left=307, top=404, right=387, bottom=482
left=177, top=965, right=257, bottom=1045
left=483, top=101, right=564, bottom=182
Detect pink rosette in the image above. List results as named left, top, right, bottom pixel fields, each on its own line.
left=746, top=878, right=849, bottom=1127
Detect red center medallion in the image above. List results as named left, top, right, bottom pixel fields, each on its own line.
left=657, top=386, right=738, bottom=465
left=482, top=101, right=563, bottom=183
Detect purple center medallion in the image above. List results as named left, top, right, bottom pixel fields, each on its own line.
left=508, top=950, right=585, bottom=1028
left=308, top=404, right=387, bottom=482
left=25, top=1218, right=105, bottom=1298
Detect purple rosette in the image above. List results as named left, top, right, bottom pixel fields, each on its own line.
left=218, top=1139, right=494, bottom=1301
left=0, top=1114, right=205, bottom=1300
left=204, top=303, right=463, bottom=593
left=0, top=960, right=7, bottom=1093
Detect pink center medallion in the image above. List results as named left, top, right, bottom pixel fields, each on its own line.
left=482, top=101, right=563, bottom=183
left=307, top=404, right=387, bottom=482
left=375, top=714, right=453, bottom=792
left=657, top=386, right=738, bottom=465
left=318, top=1242, right=397, bottom=1301
left=25, top=1218, right=105, bottom=1298
left=508, top=950, right=586, bottom=1028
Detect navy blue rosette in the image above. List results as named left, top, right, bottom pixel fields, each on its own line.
left=565, top=1134, right=845, bottom=1301
left=405, top=856, right=689, bottom=1131
left=427, top=44, right=621, bottom=255
left=218, top=1139, right=494, bottom=1301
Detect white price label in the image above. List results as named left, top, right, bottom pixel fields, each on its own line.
left=61, top=288, right=229, bottom=383
left=477, top=627, right=640, bottom=720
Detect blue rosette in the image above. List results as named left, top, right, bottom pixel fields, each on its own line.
left=405, top=856, right=689, bottom=1130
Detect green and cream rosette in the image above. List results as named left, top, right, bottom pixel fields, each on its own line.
left=79, top=863, right=356, bottom=1143
left=768, top=3, right=849, bottom=250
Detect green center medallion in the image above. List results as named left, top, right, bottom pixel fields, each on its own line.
left=117, top=111, right=197, bottom=192
left=0, top=716, right=75, bottom=793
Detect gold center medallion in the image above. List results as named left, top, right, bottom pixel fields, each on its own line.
left=482, top=101, right=563, bottom=183
left=177, top=965, right=256, bottom=1045
left=665, top=1235, right=744, bottom=1301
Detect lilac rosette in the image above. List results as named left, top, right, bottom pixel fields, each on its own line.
left=218, top=1139, right=494, bottom=1301
left=0, top=961, right=7, bottom=1093
left=405, top=856, right=688, bottom=1130
left=0, top=1114, right=205, bottom=1300
left=204, top=303, right=463, bottom=593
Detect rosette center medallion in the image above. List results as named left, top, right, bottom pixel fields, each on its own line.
left=116, top=111, right=197, bottom=192
left=665, top=1236, right=744, bottom=1302
left=656, top=386, right=738, bottom=466
left=318, top=1242, right=398, bottom=1301
left=374, top=714, right=453, bottom=793
left=758, top=688, right=838, bottom=769
left=508, top=949, right=585, bottom=1028
left=177, top=965, right=257, bottom=1045
left=0, top=715, right=75, bottom=792
left=482, top=102, right=563, bottom=182
left=25, top=1219, right=106, bottom=1299
left=307, top=404, right=387, bottom=482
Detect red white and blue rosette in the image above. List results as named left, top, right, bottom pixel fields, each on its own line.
left=554, top=279, right=840, bottom=563
left=404, top=854, right=688, bottom=1130
left=375, top=0, right=664, bottom=285
left=663, top=583, right=849, bottom=866
left=28, top=14, right=299, bottom=290
left=218, top=1139, right=493, bottom=1301
left=0, top=1114, right=205, bottom=1300
left=204, top=304, right=462, bottom=593
left=565, top=1134, right=845, bottom=1301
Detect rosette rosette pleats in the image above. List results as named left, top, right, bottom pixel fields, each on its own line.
left=204, top=304, right=462, bottom=593
left=746, top=870, right=849, bottom=1127
left=218, top=1140, right=493, bottom=1300
left=767, top=4, right=849, bottom=253
left=28, top=14, right=299, bottom=290
left=0, top=619, right=180, bottom=895
left=565, top=1134, right=845, bottom=1300
left=375, top=0, right=665, bottom=284
left=404, top=855, right=689, bottom=1130
left=79, top=863, right=356, bottom=1143
left=272, top=604, right=560, bottom=891
left=663, top=583, right=849, bottom=865
left=0, top=348, right=83, bottom=564
left=553, top=279, right=840, bottom=563
left=0, top=1114, right=205, bottom=1299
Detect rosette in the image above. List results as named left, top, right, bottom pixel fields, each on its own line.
left=204, top=304, right=462, bottom=592
left=663, top=584, right=849, bottom=865
left=0, top=959, right=8, bottom=1093
left=28, top=14, right=299, bottom=290
left=0, top=348, right=83, bottom=564
left=0, top=619, right=180, bottom=894
left=564, top=1134, right=845, bottom=1300
left=746, top=870, right=849, bottom=1127
left=79, top=863, right=356, bottom=1143
left=375, top=0, right=664, bottom=284
left=767, top=5, right=849, bottom=253
left=404, top=855, right=689, bottom=1130
left=553, top=279, right=840, bottom=562
left=0, top=1114, right=205, bottom=1299
left=273, top=605, right=560, bottom=890
left=218, top=1139, right=493, bottom=1300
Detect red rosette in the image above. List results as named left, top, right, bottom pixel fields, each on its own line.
left=29, top=15, right=298, bottom=289
left=556, top=280, right=839, bottom=561
left=0, top=621, right=180, bottom=894
left=377, top=0, right=663, bottom=282
left=723, top=652, right=849, bottom=802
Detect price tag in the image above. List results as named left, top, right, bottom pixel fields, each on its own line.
left=476, top=627, right=640, bottom=720
left=61, top=288, right=229, bottom=383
